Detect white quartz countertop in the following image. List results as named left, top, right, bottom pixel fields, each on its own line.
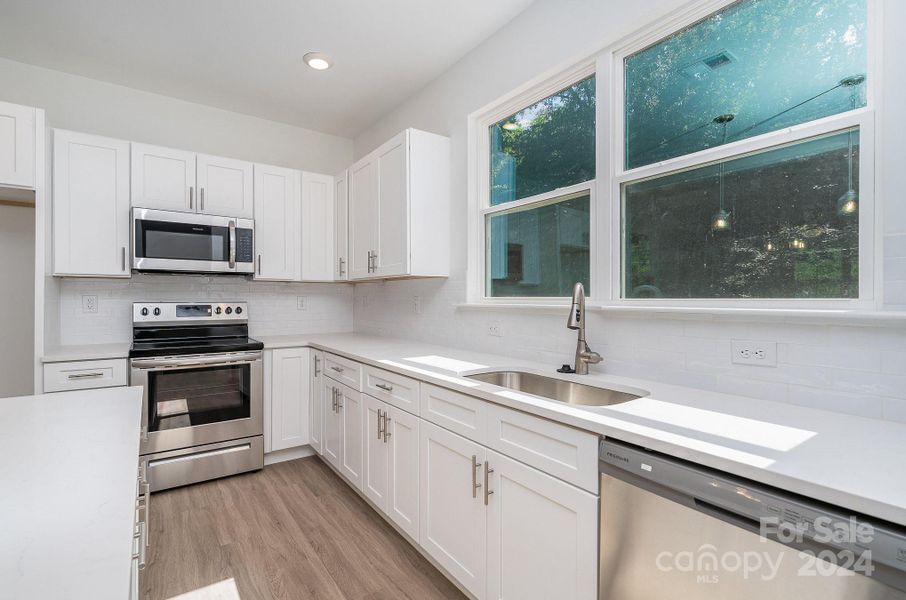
left=0, top=386, right=143, bottom=600
left=42, top=343, right=131, bottom=363
left=257, top=333, right=906, bottom=527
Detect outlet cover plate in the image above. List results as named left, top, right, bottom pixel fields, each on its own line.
left=731, top=339, right=777, bottom=367
left=81, top=295, right=98, bottom=314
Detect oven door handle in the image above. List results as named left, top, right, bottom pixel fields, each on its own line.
left=131, top=352, right=262, bottom=370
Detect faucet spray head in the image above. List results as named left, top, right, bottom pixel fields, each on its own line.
left=567, top=282, right=584, bottom=330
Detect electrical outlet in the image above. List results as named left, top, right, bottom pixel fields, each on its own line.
left=81, top=295, right=98, bottom=314
left=488, top=323, right=504, bottom=338
left=412, top=295, right=421, bottom=314
left=731, top=339, right=777, bottom=366
left=296, top=296, right=308, bottom=311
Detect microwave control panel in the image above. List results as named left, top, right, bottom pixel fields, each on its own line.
left=236, top=229, right=254, bottom=263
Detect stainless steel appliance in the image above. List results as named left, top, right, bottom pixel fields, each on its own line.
left=599, top=439, right=906, bottom=599
left=132, top=208, right=254, bottom=274
left=130, top=302, right=264, bottom=491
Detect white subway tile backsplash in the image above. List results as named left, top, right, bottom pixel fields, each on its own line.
left=58, top=274, right=354, bottom=345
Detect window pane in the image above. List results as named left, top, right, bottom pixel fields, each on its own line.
left=624, top=129, right=859, bottom=299
left=624, top=0, right=867, bottom=170
left=487, top=193, right=590, bottom=297
left=490, top=76, right=595, bottom=206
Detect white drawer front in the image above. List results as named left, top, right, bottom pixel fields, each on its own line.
left=363, top=365, right=419, bottom=414
left=419, top=384, right=487, bottom=445
left=323, top=352, right=362, bottom=390
left=486, top=403, right=598, bottom=493
left=43, top=359, right=128, bottom=393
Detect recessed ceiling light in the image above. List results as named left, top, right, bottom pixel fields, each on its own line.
left=303, top=52, right=332, bottom=71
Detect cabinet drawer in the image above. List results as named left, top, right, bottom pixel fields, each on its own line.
left=323, top=353, right=361, bottom=390
left=43, top=359, right=128, bottom=393
left=486, top=403, right=598, bottom=493
left=419, top=384, right=487, bottom=445
left=363, top=365, right=419, bottom=414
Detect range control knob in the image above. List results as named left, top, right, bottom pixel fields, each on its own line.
left=235, top=306, right=243, bottom=315
left=225, top=307, right=233, bottom=315
left=140, top=307, right=149, bottom=317
left=153, top=307, right=161, bottom=316
left=215, top=307, right=222, bottom=315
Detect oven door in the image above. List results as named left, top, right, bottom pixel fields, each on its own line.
left=131, top=351, right=263, bottom=455
left=132, top=208, right=254, bottom=274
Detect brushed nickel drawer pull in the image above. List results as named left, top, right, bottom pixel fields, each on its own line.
left=484, top=461, right=494, bottom=506
left=330, top=365, right=344, bottom=373
left=375, top=383, right=393, bottom=392
left=377, top=408, right=384, bottom=439
left=68, top=372, right=104, bottom=379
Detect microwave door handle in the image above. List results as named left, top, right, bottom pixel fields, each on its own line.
left=229, top=220, right=236, bottom=269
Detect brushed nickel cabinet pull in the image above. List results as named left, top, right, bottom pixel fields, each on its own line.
left=189, top=186, right=194, bottom=210
left=200, top=187, right=205, bottom=212
left=122, top=246, right=127, bottom=272
left=472, top=455, right=481, bottom=498
left=382, top=415, right=391, bottom=442
left=68, top=372, right=104, bottom=379
left=338, top=257, right=345, bottom=277
left=375, top=382, right=393, bottom=392
left=484, top=461, right=494, bottom=506
left=377, top=408, right=384, bottom=439
left=314, top=355, right=320, bottom=377
left=331, top=365, right=344, bottom=373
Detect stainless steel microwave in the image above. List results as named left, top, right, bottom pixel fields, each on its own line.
left=132, top=208, right=254, bottom=274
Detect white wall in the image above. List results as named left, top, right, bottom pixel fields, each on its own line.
left=352, top=0, right=906, bottom=423
left=0, top=57, right=357, bottom=352
left=0, top=205, right=35, bottom=397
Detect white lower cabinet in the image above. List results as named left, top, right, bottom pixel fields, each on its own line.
left=338, top=382, right=364, bottom=489
left=363, top=394, right=420, bottom=540
left=485, top=450, right=598, bottom=600
left=310, top=351, right=325, bottom=454
left=268, top=347, right=311, bottom=452
left=419, top=421, right=488, bottom=599
left=322, top=378, right=342, bottom=469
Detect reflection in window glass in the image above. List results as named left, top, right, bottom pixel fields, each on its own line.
left=624, top=129, right=859, bottom=299
left=490, top=76, right=595, bottom=206
left=624, top=0, right=866, bottom=170
left=487, top=193, right=590, bottom=297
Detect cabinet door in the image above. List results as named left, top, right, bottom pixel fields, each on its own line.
left=419, top=421, right=487, bottom=599
left=374, top=131, right=409, bottom=277
left=323, top=379, right=342, bottom=469
left=53, top=129, right=131, bottom=277
left=253, top=164, right=300, bottom=281
left=387, top=407, right=419, bottom=541
left=338, top=383, right=364, bottom=490
left=310, top=351, right=324, bottom=455
left=196, top=154, right=253, bottom=218
left=0, top=100, right=35, bottom=188
left=270, top=347, right=311, bottom=452
left=485, top=450, right=598, bottom=600
left=334, top=169, right=348, bottom=280
left=131, top=143, right=196, bottom=212
left=362, top=394, right=389, bottom=512
left=348, top=157, right=376, bottom=279
left=300, top=171, right=335, bottom=281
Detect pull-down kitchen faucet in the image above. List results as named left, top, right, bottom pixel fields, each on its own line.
left=566, top=282, right=602, bottom=375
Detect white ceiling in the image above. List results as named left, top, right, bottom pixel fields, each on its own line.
left=0, top=0, right=535, bottom=138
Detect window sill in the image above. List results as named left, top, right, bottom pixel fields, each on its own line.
left=455, top=302, right=906, bottom=326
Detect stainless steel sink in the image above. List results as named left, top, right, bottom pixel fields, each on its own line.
left=464, top=370, right=646, bottom=407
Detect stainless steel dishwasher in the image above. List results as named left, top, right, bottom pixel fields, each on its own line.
left=599, top=439, right=906, bottom=599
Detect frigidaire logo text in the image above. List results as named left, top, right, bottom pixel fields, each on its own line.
left=606, top=451, right=630, bottom=463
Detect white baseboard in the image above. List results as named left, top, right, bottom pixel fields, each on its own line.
left=264, top=445, right=316, bottom=466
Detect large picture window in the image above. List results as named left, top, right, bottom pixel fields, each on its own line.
left=616, top=0, right=870, bottom=303
left=482, top=73, right=595, bottom=298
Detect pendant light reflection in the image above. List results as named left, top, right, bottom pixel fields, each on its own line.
left=790, top=238, right=807, bottom=251
left=501, top=121, right=520, bottom=131
left=837, top=76, right=863, bottom=217
left=764, top=239, right=776, bottom=252
left=711, top=114, right=735, bottom=233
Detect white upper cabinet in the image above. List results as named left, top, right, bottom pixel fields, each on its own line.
left=253, top=164, right=301, bottom=281
left=53, top=129, right=131, bottom=277
left=269, top=347, right=311, bottom=452
left=347, top=128, right=450, bottom=281
left=348, top=158, right=376, bottom=279
left=0, top=100, right=36, bottom=189
left=196, top=154, right=253, bottom=218
left=334, top=169, right=348, bottom=280
left=131, top=144, right=252, bottom=218
left=300, top=171, right=335, bottom=281
left=131, top=143, right=196, bottom=212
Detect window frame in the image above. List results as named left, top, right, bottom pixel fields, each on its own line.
left=467, top=0, right=881, bottom=311
left=470, top=61, right=597, bottom=304
left=605, top=0, right=879, bottom=310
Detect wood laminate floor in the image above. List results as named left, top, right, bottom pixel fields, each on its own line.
left=141, top=456, right=466, bottom=600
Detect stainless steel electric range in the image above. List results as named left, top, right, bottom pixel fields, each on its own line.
left=129, top=302, right=264, bottom=492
